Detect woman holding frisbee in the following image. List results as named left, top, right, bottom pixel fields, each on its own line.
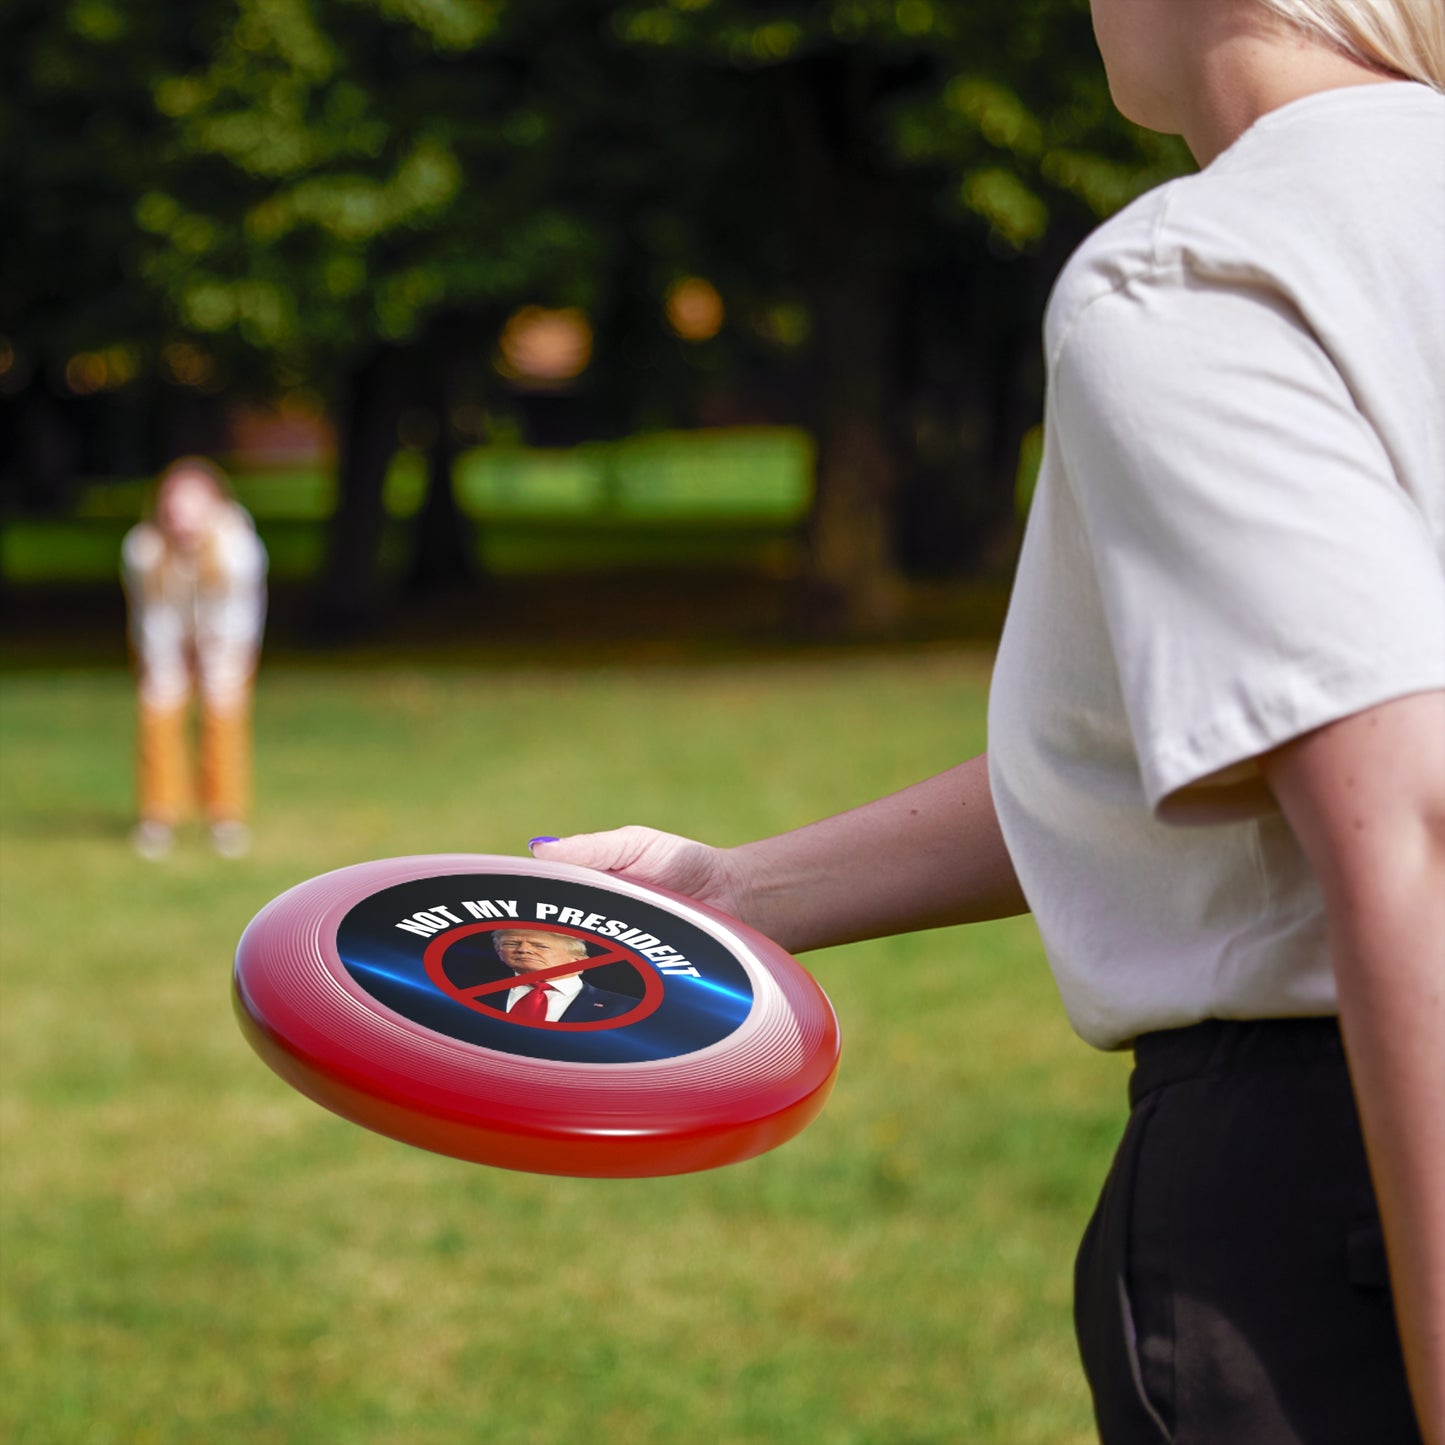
left=533, top=1, right=1445, bottom=1439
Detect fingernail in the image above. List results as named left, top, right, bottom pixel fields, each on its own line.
left=528, top=836, right=559, bottom=851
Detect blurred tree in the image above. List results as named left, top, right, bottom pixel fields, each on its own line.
left=606, top=0, right=1191, bottom=627
left=124, top=0, right=613, bottom=632
left=3, top=0, right=1189, bottom=632
left=0, top=0, right=215, bottom=509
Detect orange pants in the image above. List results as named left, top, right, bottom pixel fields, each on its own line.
left=137, top=692, right=252, bottom=826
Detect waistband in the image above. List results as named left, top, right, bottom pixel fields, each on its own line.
left=1129, top=1016, right=1344, bottom=1108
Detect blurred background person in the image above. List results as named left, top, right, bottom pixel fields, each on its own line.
left=121, top=457, right=267, bottom=860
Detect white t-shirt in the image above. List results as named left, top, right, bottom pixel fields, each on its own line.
left=122, top=502, right=268, bottom=709
left=988, top=83, right=1445, bottom=1051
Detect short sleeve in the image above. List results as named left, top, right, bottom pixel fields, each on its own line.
left=121, top=523, right=162, bottom=590
left=1053, top=273, right=1445, bottom=821
left=215, top=506, right=268, bottom=585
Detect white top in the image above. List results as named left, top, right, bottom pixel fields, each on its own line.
left=122, top=502, right=268, bottom=709
left=988, top=83, right=1445, bottom=1050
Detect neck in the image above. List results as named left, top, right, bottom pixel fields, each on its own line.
left=1178, top=8, right=1400, bottom=166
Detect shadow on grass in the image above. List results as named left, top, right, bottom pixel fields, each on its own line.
left=1, top=572, right=1013, bottom=674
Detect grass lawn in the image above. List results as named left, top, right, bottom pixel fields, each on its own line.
left=0, top=652, right=1127, bottom=1444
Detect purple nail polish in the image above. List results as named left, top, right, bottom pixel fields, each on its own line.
left=528, top=836, right=559, bottom=850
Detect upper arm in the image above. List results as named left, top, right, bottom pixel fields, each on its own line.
left=1262, top=690, right=1445, bottom=917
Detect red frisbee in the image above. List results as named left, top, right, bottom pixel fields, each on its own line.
left=233, top=854, right=840, bottom=1177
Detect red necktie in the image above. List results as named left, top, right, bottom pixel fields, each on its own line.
left=510, top=982, right=551, bottom=1022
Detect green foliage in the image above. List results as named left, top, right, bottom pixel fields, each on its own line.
left=607, top=0, right=1189, bottom=249
left=2, top=0, right=1190, bottom=385
left=0, top=657, right=1128, bottom=1443
left=126, top=0, right=604, bottom=371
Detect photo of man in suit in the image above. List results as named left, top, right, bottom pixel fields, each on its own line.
left=491, top=928, right=638, bottom=1024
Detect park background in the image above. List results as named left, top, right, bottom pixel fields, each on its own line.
left=2, top=2, right=1192, bottom=1440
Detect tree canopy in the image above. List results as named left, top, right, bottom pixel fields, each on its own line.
left=2, top=0, right=1191, bottom=629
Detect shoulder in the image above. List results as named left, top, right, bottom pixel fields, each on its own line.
left=1045, top=83, right=1445, bottom=368
left=212, top=504, right=268, bottom=574
left=1043, top=183, right=1180, bottom=363
left=122, top=522, right=164, bottom=575
left=579, top=980, right=630, bottom=1001
left=575, top=981, right=637, bottom=1011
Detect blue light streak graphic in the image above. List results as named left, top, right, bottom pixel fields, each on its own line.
left=667, top=974, right=754, bottom=1009
left=346, top=958, right=445, bottom=1001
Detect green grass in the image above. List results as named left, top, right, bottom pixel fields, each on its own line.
left=0, top=655, right=1127, bottom=1444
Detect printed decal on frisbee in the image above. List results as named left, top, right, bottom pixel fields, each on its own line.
left=337, top=873, right=754, bottom=1064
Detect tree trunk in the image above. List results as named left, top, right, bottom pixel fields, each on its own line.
left=780, top=58, right=907, bottom=636
left=804, top=270, right=905, bottom=632
left=404, top=354, right=475, bottom=597
left=313, top=345, right=404, bottom=641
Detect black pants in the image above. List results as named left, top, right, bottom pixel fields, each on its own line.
left=1074, top=1018, right=1422, bottom=1445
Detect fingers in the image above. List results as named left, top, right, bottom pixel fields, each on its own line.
left=528, top=827, right=753, bottom=926
left=529, top=826, right=661, bottom=875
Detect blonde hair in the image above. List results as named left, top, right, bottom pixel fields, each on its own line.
left=155, top=455, right=233, bottom=508
left=1258, top=0, right=1445, bottom=89
left=148, top=456, right=238, bottom=593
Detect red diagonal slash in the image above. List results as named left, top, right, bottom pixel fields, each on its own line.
left=457, top=945, right=633, bottom=999
left=422, top=922, right=667, bottom=1032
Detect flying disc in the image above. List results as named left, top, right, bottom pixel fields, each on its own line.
left=233, top=854, right=840, bottom=1177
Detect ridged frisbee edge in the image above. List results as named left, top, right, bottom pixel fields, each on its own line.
left=234, top=977, right=839, bottom=1177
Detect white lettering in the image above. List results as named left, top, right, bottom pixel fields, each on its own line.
left=617, top=929, right=660, bottom=950
left=396, top=911, right=447, bottom=938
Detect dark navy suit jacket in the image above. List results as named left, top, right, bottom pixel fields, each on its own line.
left=557, top=979, right=638, bottom=1022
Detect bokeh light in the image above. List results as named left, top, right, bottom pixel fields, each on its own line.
left=160, top=340, right=217, bottom=389
left=665, top=277, right=725, bottom=342
left=495, top=306, right=593, bottom=384
left=63, top=349, right=140, bottom=396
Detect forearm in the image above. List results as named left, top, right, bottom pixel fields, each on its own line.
left=726, top=752, right=1028, bottom=954
left=1331, top=858, right=1445, bottom=1445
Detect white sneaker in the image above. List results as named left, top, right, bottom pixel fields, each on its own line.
left=210, top=821, right=252, bottom=859
left=132, top=820, right=174, bottom=861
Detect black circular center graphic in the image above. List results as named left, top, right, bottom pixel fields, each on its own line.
left=336, top=874, right=755, bottom=1064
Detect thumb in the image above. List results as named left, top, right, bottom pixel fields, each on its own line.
left=529, top=827, right=651, bottom=874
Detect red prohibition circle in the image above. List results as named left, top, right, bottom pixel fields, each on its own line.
left=422, top=921, right=665, bottom=1031
left=233, top=854, right=842, bottom=1179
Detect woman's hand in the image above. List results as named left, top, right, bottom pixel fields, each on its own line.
left=531, top=827, right=754, bottom=922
